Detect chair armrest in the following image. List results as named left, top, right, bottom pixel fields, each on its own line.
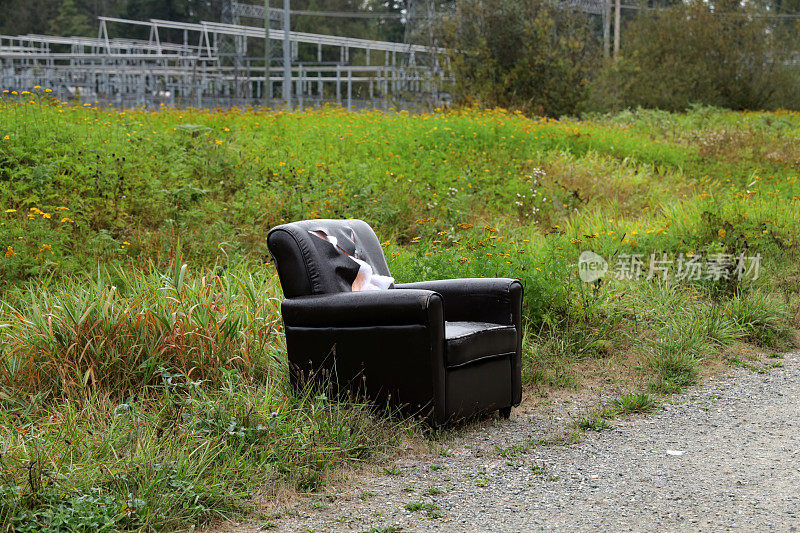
left=281, top=289, right=443, bottom=328
left=394, top=278, right=523, bottom=325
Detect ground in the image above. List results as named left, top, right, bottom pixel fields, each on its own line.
left=218, top=351, right=800, bottom=532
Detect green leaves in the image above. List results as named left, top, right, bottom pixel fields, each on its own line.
left=443, top=0, right=598, bottom=116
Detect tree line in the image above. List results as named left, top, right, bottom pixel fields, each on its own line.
left=440, top=0, right=800, bottom=114
left=0, top=0, right=406, bottom=42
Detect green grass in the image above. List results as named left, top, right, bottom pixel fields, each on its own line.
left=576, top=393, right=656, bottom=433
left=725, top=290, right=790, bottom=347
left=577, top=416, right=613, bottom=431
left=0, top=260, right=408, bottom=529
left=404, top=501, right=441, bottom=519
left=1, top=96, right=799, bottom=530
left=0, top=362, right=403, bottom=529
left=611, top=393, right=658, bottom=414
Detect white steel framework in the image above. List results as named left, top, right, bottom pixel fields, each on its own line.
left=0, top=15, right=450, bottom=110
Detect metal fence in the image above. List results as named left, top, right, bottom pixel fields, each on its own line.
left=0, top=16, right=452, bottom=111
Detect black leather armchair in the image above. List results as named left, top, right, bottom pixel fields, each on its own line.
left=267, top=219, right=523, bottom=425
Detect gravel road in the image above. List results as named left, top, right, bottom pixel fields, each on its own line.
left=231, top=352, right=800, bottom=532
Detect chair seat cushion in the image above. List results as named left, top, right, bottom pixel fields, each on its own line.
left=445, top=321, right=517, bottom=368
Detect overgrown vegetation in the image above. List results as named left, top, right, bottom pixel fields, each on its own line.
left=590, top=0, right=800, bottom=112
left=441, top=0, right=598, bottom=116
left=442, top=0, right=800, bottom=114
left=1, top=96, right=799, bottom=529
left=0, top=259, right=407, bottom=530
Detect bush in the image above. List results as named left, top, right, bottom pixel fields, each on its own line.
left=589, top=0, right=800, bottom=112
left=440, top=0, right=598, bottom=116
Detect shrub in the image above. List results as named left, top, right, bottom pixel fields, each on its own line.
left=589, top=0, right=800, bottom=112
left=440, top=0, right=599, bottom=116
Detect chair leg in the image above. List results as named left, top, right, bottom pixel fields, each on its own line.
left=499, top=406, right=512, bottom=419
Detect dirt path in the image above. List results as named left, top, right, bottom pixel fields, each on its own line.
left=229, top=352, right=800, bottom=532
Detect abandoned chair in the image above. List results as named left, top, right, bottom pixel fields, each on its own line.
left=267, top=219, right=523, bottom=425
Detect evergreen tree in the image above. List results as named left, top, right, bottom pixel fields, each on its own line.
left=49, top=0, right=95, bottom=36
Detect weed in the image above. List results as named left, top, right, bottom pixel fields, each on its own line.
left=646, top=322, right=706, bottom=393
left=725, top=291, right=790, bottom=347
left=598, top=406, right=618, bottom=419
left=404, top=501, right=441, bottom=519
left=577, top=416, right=613, bottom=431
left=531, top=464, right=547, bottom=475
left=611, top=393, right=658, bottom=414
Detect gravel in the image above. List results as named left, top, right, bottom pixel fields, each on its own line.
left=226, top=352, right=800, bottom=532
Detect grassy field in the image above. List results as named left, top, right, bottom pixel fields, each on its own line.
left=1, top=92, right=799, bottom=530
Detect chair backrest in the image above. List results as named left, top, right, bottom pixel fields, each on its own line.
left=267, top=219, right=392, bottom=298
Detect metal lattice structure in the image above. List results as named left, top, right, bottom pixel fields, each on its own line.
left=0, top=11, right=451, bottom=110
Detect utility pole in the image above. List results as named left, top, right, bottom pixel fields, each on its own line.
left=603, top=0, right=611, bottom=59
left=613, top=0, right=621, bottom=60
left=282, top=0, right=291, bottom=108
left=265, top=0, right=271, bottom=107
